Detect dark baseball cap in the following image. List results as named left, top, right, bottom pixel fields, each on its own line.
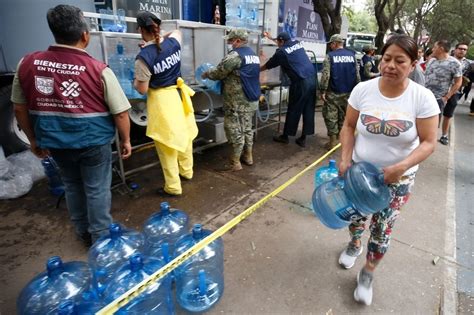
left=136, top=11, right=161, bottom=28
left=276, top=32, right=290, bottom=41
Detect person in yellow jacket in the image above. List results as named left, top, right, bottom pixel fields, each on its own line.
left=134, top=12, right=198, bottom=196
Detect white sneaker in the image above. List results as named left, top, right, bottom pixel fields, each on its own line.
left=354, top=268, right=373, bottom=306
left=338, top=243, right=363, bottom=269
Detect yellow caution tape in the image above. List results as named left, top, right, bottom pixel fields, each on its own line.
left=96, top=143, right=341, bottom=314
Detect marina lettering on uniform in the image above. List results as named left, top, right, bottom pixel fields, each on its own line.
left=244, top=55, right=260, bottom=65
left=153, top=50, right=181, bottom=74
left=332, top=55, right=355, bottom=63
left=284, top=42, right=304, bottom=54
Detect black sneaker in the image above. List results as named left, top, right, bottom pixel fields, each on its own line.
left=439, top=136, right=449, bottom=145
left=273, top=134, right=289, bottom=144
left=77, top=232, right=92, bottom=247
left=295, top=137, right=306, bottom=148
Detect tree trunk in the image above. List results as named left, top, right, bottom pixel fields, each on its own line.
left=313, top=0, right=343, bottom=40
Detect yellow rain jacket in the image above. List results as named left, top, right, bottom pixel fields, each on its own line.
left=146, top=78, right=198, bottom=152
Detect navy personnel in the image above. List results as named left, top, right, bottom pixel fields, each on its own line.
left=261, top=31, right=316, bottom=148
left=320, top=34, right=360, bottom=149
left=202, top=29, right=260, bottom=171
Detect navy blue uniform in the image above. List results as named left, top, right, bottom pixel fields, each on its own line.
left=265, top=40, right=317, bottom=136
left=328, top=49, right=358, bottom=93
left=137, top=37, right=181, bottom=88
left=234, top=46, right=261, bottom=101
left=359, top=54, right=377, bottom=81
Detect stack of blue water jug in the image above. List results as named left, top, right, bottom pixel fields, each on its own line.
left=312, top=161, right=391, bottom=229
left=225, top=0, right=259, bottom=31
left=17, top=202, right=225, bottom=314
left=108, top=42, right=145, bottom=100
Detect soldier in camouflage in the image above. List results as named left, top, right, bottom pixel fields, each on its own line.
left=202, top=29, right=260, bottom=171
left=320, top=34, right=360, bottom=149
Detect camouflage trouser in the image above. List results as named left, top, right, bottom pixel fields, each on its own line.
left=322, top=92, right=350, bottom=136
left=348, top=172, right=416, bottom=267
left=224, top=109, right=255, bottom=159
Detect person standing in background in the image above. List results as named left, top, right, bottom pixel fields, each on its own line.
left=260, top=31, right=316, bottom=148
left=134, top=11, right=198, bottom=196
left=11, top=4, right=132, bottom=245
left=320, top=34, right=360, bottom=150
left=360, top=44, right=379, bottom=81
left=201, top=29, right=260, bottom=171
left=424, top=40, right=462, bottom=145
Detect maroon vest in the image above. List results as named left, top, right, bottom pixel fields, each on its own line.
left=18, top=46, right=108, bottom=115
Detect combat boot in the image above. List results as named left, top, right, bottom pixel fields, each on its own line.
left=325, top=135, right=338, bottom=150
left=241, top=147, right=253, bottom=166
left=218, top=156, right=243, bottom=172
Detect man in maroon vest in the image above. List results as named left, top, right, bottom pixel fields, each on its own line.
left=11, top=4, right=132, bottom=245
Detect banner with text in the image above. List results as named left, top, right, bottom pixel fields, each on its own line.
left=278, top=0, right=326, bottom=43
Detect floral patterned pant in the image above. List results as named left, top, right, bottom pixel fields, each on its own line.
left=348, top=172, right=416, bottom=267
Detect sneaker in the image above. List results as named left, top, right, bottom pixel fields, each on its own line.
left=339, top=243, right=363, bottom=269
left=273, top=134, right=289, bottom=144
left=295, top=137, right=306, bottom=147
left=354, top=268, right=373, bottom=306
left=439, top=136, right=449, bottom=145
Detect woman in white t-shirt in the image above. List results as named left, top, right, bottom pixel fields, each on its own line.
left=337, top=35, right=440, bottom=306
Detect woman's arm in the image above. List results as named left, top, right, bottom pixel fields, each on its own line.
left=338, top=104, right=359, bottom=176
left=382, top=115, right=439, bottom=183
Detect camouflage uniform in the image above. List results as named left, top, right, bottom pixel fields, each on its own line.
left=320, top=55, right=360, bottom=136
left=207, top=48, right=258, bottom=160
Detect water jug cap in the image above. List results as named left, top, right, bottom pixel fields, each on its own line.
left=57, top=300, right=75, bottom=315
left=109, top=223, right=122, bottom=238
left=46, top=256, right=64, bottom=275
left=116, top=42, right=124, bottom=54
left=192, top=224, right=203, bottom=239
left=329, top=159, right=336, bottom=168
left=129, top=253, right=144, bottom=271
left=160, top=202, right=170, bottom=214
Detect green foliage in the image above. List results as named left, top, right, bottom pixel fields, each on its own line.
left=424, top=0, right=474, bottom=45
left=467, top=46, right=474, bottom=60
left=343, top=8, right=378, bottom=33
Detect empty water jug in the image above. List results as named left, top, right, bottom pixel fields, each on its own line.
left=41, top=156, right=64, bottom=196
left=174, top=224, right=224, bottom=312
left=195, top=63, right=222, bottom=94
left=57, top=300, right=76, bottom=315
left=143, top=202, right=189, bottom=261
left=17, top=256, right=92, bottom=315
left=88, top=223, right=145, bottom=291
left=314, top=159, right=339, bottom=188
left=312, top=161, right=391, bottom=229
left=75, top=290, right=104, bottom=314
left=103, top=253, right=174, bottom=314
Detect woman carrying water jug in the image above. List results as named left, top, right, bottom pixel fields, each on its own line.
left=337, top=35, right=439, bottom=306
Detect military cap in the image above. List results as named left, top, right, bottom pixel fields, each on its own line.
left=224, top=29, right=248, bottom=41
left=363, top=44, right=377, bottom=52
left=327, top=34, right=344, bottom=43
left=276, top=32, right=291, bottom=41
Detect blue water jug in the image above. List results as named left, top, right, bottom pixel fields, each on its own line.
left=312, top=161, right=391, bottom=229
left=41, top=157, right=64, bottom=196
left=88, top=223, right=145, bottom=291
left=108, top=43, right=144, bottom=100
left=103, top=253, right=174, bottom=314
left=195, top=63, right=222, bottom=94
left=143, top=202, right=189, bottom=261
left=75, top=290, right=104, bottom=314
left=17, top=256, right=92, bottom=315
left=174, top=224, right=224, bottom=312
left=314, top=159, right=339, bottom=188
left=57, top=300, right=76, bottom=315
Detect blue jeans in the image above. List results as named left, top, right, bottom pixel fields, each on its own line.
left=50, top=144, right=113, bottom=241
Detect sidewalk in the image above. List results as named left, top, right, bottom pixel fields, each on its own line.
left=204, top=118, right=453, bottom=313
